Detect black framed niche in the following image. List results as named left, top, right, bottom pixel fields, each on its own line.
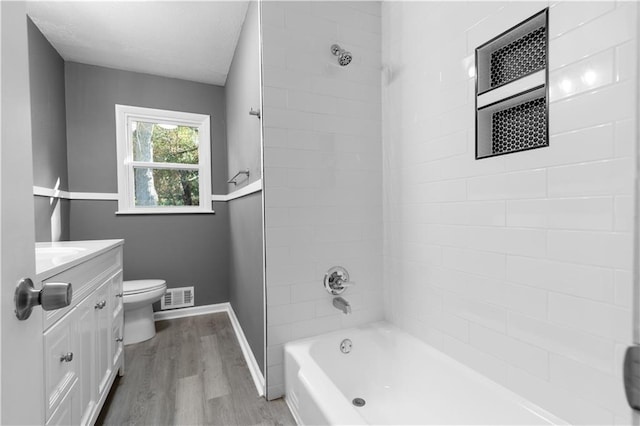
left=475, top=8, right=549, bottom=160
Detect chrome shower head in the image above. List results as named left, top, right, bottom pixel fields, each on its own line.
left=331, top=44, right=352, bottom=67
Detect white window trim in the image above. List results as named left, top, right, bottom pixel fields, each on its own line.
left=115, top=104, right=213, bottom=214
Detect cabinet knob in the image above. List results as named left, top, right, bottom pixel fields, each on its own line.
left=60, top=352, right=73, bottom=363
left=94, top=300, right=106, bottom=310
left=115, top=293, right=123, bottom=298
left=115, top=337, right=123, bottom=343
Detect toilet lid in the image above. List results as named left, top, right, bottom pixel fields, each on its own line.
left=123, top=279, right=166, bottom=295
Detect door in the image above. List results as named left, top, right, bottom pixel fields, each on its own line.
left=1, top=2, right=44, bottom=424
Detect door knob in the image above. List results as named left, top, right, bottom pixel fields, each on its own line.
left=59, top=352, right=73, bottom=363
left=14, top=278, right=72, bottom=321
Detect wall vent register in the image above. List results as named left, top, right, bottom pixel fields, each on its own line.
left=475, top=9, right=549, bottom=159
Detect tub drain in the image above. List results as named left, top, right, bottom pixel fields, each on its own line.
left=352, top=398, right=366, bottom=407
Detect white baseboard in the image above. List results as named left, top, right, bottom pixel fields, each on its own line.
left=153, top=302, right=229, bottom=321
left=153, top=302, right=265, bottom=397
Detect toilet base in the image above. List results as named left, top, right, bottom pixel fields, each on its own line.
left=124, top=303, right=156, bottom=345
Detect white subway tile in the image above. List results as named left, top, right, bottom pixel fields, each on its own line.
left=508, top=313, right=615, bottom=373
left=290, top=316, right=341, bottom=341
left=466, top=226, right=546, bottom=257
left=468, top=169, right=547, bottom=200
left=550, top=81, right=635, bottom=134
left=444, top=293, right=507, bottom=333
left=267, top=285, right=291, bottom=306
left=614, top=119, right=634, bottom=158
left=507, top=255, right=614, bottom=302
left=614, top=269, right=632, bottom=308
left=441, top=335, right=509, bottom=387
left=284, top=10, right=338, bottom=39
left=547, top=158, right=633, bottom=198
left=550, top=354, right=630, bottom=416
left=505, top=123, right=614, bottom=171
left=268, top=324, right=292, bottom=346
left=549, top=49, right=614, bottom=102
left=548, top=1, right=615, bottom=38
left=547, top=230, right=632, bottom=269
left=467, top=2, right=549, bottom=52
left=507, top=197, right=614, bottom=231
left=263, top=108, right=315, bottom=131
left=470, top=323, right=549, bottom=379
left=549, top=5, right=635, bottom=69
left=267, top=344, right=284, bottom=367
left=614, top=196, right=633, bottom=232
left=615, top=40, right=636, bottom=82
left=423, top=309, right=470, bottom=343
left=267, top=301, right=316, bottom=326
left=548, top=293, right=632, bottom=342
left=443, top=247, right=506, bottom=280
left=263, top=66, right=311, bottom=91
left=434, top=267, right=548, bottom=320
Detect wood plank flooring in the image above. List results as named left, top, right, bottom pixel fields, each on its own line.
left=97, top=312, right=295, bottom=426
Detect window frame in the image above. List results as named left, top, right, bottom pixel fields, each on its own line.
left=114, top=104, right=213, bottom=214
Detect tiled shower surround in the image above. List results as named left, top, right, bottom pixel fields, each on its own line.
left=383, top=1, right=636, bottom=424
left=263, top=0, right=638, bottom=422
left=262, top=2, right=384, bottom=399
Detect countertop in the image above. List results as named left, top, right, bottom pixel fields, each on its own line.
left=36, top=239, right=124, bottom=280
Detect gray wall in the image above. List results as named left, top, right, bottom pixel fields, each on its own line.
left=28, top=19, right=70, bottom=242
left=225, top=1, right=262, bottom=190
left=65, top=62, right=229, bottom=194
left=70, top=200, right=231, bottom=305
left=228, top=193, right=264, bottom=373
left=66, top=63, right=231, bottom=307
left=225, top=2, right=265, bottom=373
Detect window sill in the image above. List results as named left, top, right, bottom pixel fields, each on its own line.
left=115, top=208, right=216, bottom=215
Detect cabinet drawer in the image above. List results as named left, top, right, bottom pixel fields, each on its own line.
left=44, top=309, right=77, bottom=420
left=43, top=247, right=122, bottom=330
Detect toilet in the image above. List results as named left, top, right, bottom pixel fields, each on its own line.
left=122, top=279, right=167, bottom=345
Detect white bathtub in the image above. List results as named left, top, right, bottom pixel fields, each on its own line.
left=284, top=322, right=566, bottom=425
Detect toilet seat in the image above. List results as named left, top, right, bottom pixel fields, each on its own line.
left=123, top=279, right=166, bottom=295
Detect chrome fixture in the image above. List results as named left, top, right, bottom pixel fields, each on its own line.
left=228, top=169, right=250, bottom=185
left=333, top=296, right=351, bottom=315
left=331, top=44, right=352, bottom=66
left=324, top=266, right=355, bottom=295
left=60, top=352, right=74, bottom=363
left=249, top=107, right=261, bottom=119
left=14, top=278, right=72, bottom=320
left=340, top=338, right=353, bottom=354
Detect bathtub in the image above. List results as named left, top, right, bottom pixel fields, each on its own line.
left=284, top=322, right=566, bottom=425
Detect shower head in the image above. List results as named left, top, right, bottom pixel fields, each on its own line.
left=331, top=44, right=352, bottom=66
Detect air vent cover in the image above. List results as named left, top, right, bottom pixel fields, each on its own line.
left=161, top=286, right=194, bottom=310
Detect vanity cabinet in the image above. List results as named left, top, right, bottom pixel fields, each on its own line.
left=37, top=240, right=124, bottom=426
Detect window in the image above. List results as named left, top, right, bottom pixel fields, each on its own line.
left=115, top=105, right=212, bottom=214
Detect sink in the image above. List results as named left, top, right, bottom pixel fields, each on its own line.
left=36, top=246, right=87, bottom=270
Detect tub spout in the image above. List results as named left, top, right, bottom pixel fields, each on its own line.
left=333, top=296, right=351, bottom=314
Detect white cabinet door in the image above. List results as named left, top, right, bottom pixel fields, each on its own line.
left=46, top=379, right=79, bottom=426
left=94, top=278, right=113, bottom=398
left=76, top=293, right=96, bottom=426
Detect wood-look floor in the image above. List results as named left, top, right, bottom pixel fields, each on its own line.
left=97, top=312, right=295, bottom=426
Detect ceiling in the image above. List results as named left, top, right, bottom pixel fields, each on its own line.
left=26, top=1, right=250, bottom=86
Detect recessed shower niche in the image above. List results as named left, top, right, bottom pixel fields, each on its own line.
left=475, top=9, right=549, bottom=159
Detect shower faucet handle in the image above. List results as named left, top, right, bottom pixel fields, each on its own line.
left=324, top=266, right=354, bottom=295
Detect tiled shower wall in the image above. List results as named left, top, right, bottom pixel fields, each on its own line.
left=262, top=2, right=383, bottom=398
left=383, top=1, right=637, bottom=423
